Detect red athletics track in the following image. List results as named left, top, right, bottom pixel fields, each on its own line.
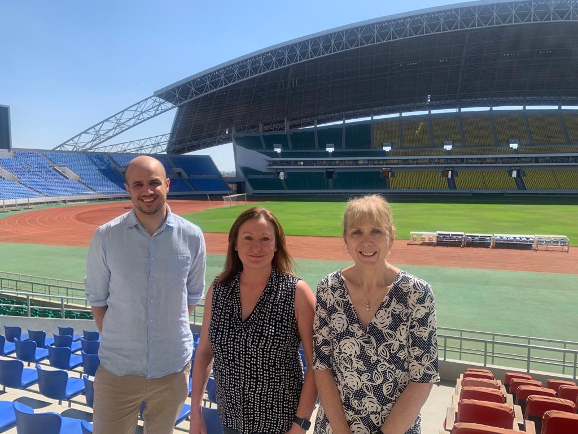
left=0, top=200, right=576, bottom=274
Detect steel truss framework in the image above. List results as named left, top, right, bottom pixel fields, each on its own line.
left=54, top=0, right=578, bottom=153
left=88, top=134, right=170, bottom=154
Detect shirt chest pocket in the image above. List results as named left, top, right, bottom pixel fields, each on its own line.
left=166, top=254, right=191, bottom=284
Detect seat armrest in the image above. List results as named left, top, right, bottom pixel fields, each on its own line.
left=445, top=407, right=456, bottom=431
left=524, top=420, right=536, bottom=434
left=506, top=393, right=514, bottom=406
left=514, top=404, right=523, bottom=425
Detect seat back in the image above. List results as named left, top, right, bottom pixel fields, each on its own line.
left=13, top=401, right=62, bottom=434
left=83, top=330, right=99, bottom=341
left=3, top=325, right=22, bottom=343
left=525, top=395, right=576, bottom=418
left=14, top=338, right=37, bottom=362
left=503, top=372, right=532, bottom=392
left=465, top=369, right=493, bottom=375
left=83, top=375, right=95, bottom=408
left=558, top=385, right=578, bottom=402
left=206, top=377, right=217, bottom=404
left=515, top=385, right=556, bottom=402
left=36, top=364, right=68, bottom=401
left=48, top=345, right=72, bottom=370
left=81, top=351, right=100, bottom=376
left=81, top=420, right=93, bottom=434
left=509, top=378, right=542, bottom=396
left=58, top=326, right=75, bottom=337
left=461, top=378, right=501, bottom=390
left=80, top=338, right=100, bottom=354
left=0, top=358, right=24, bottom=388
left=463, top=372, right=495, bottom=381
left=460, top=387, right=505, bottom=404
left=542, top=410, right=578, bottom=434
left=546, top=379, right=576, bottom=393
left=53, top=334, right=73, bottom=348
left=457, top=399, right=514, bottom=429
left=0, top=335, right=7, bottom=354
left=27, top=330, right=47, bottom=348
left=452, top=422, right=519, bottom=433
left=202, top=406, right=223, bottom=434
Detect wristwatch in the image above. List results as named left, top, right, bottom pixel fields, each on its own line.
left=293, top=416, right=311, bottom=430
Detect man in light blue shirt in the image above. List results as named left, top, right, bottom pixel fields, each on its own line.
left=85, top=155, right=206, bottom=434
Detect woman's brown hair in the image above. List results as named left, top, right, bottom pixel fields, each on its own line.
left=218, top=207, right=295, bottom=284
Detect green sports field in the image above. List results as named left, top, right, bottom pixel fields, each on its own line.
left=182, top=201, right=578, bottom=241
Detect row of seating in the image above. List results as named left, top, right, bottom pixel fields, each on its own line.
left=442, top=368, right=578, bottom=433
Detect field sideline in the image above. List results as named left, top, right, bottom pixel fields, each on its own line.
left=183, top=201, right=578, bottom=241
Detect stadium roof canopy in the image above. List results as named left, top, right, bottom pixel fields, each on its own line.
left=55, top=0, right=578, bottom=154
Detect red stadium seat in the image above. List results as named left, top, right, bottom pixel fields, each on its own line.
left=542, top=410, right=578, bottom=434
left=545, top=379, right=576, bottom=393
left=460, top=387, right=506, bottom=404
left=557, top=385, right=578, bottom=402
left=515, top=386, right=556, bottom=403
left=463, top=372, right=495, bottom=381
left=461, top=378, right=502, bottom=390
left=466, top=369, right=494, bottom=376
left=504, top=373, right=532, bottom=393
left=524, top=395, right=576, bottom=433
left=509, top=379, right=542, bottom=397
left=456, top=399, right=515, bottom=429
left=451, top=422, right=521, bottom=433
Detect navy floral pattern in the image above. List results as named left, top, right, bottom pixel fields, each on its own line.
left=313, top=269, right=440, bottom=434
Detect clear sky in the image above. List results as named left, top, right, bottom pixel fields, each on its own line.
left=0, top=0, right=468, bottom=172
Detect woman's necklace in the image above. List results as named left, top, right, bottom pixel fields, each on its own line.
left=353, top=267, right=392, bottom=311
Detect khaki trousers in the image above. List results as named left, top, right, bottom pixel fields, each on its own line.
left=93, top=362, right=190, bottom=434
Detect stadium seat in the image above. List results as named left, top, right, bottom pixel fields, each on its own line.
left=58, top=327, right=82, bottom=342
left=463, top=372, right=495, bottom=381
left=509, top=379, right=542, bottom=399
left=546, top=379, right=576, bottom=393
left=448, top=421, right=533, bottom=433
left=0, top=400, right=16, bottom=432
left=524, top=395, right=576, bottom=433
left=27, top=329, right=54, bottom=348
left=81, top=420, right=93, bottom=434
left=504, top=373, right=532, bottom=393
left=557, top=385, right=578, bottom=402
left=82, top=375, right=94, bottom=408
left=81, top=351, right=100, bottom=377
left=446, top=399, right=516, bottom=430
left=541, top=410, right=578, bottom=434
left=79, top=338, right=99, bottom=354
left=0, top=359, right=38, bottom=392
left=465, top=368, right=494, bottom=376
left=459, top=387, right=506, bottom=404
left=202, top=406, right=223, bottom=434
left=0, top=335, right=15, bottom=356
left=53, top=334, right=82, bottom=353
left=82, top=330, right=99, bottom=341
left=175, top=404, right=191, bottom=426
left=460, top=378, right=502, bottom=391
left=515, top=385, right=556, bottom=414
left=3, top=325, right=28, bottom=343
left=206, top=376, right=218, bottom=404
left=13, top=401, right=83, bottom=434
left=36, top=364, right=85, bottom=406
left=14, top=338, right=49, bottom=365
left=48, top=345, right=83, bottom=371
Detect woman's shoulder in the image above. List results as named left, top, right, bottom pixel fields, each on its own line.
left=396, top=270, right=433, bottom=297
left=317, top=269, right=343, bottom=291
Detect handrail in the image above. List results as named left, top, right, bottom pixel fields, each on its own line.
left=0, top=288, right=90, bottom=319
left=0, top=271, right=84, bottom=289
left=439, top=326, right=578, bottom=347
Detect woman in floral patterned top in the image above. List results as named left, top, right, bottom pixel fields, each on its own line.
left=313, top=195, right=439, bottom=434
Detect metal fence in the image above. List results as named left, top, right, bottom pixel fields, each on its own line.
left=0, top=289, right=90, bottom=319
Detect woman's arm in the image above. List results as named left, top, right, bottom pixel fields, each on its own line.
left=379, top=382, right=433, bottom=434
left=288, top=280, right=318, bottom=433
left=189, top=284, right=216, bottom=434
left=314, top=368, right=352, bottom=434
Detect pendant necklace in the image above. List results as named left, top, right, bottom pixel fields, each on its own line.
left=353, top=267, right=372, bottom=311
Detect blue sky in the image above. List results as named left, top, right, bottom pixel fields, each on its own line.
left=1, top=0, right=467, bottom=172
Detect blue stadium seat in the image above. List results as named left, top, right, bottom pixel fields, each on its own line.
left=0, top=359, right=38, bottom=392
left=13, top=401, right=83, bottom=434
left=36, top=364, right=85, bottom=406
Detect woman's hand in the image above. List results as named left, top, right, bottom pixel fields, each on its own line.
left=285, top=422, right=308, bottom=434
left=189, top=407, right=207, bottom=434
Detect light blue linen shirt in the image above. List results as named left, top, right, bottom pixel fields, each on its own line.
left=85, top=205, right=206, bottom=378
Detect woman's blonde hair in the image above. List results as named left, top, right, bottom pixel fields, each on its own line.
left=343, top=194, right=395, bottom=241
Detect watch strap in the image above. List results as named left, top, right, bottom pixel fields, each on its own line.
left=293, top=416, right=311, bottom=430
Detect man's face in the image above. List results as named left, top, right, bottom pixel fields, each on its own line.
left=124, top=161, right=170, bottom=217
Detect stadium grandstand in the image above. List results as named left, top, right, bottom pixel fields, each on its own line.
left=1, top=0, right=577, bottom=201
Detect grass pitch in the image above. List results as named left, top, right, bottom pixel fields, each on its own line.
left=184, top=201, right=578, bottom=241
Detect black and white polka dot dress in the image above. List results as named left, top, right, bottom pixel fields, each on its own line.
left=209, top=269, right=304, bottom=434
left=313, top=269, right=440, bottom=434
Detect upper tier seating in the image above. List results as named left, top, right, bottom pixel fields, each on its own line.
left=527, top=114, right=566, bottom=144
left=169, top=155, right=220, bottom=176
left=462, top=114, right=495, bottom=146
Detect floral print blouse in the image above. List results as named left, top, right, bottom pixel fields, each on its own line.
left=313, top=269, right=440, bottom=434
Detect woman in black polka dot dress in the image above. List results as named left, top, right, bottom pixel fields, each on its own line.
left=313, top=195, right=439, bottom=434
left=190, top=207, right=317, bottom=434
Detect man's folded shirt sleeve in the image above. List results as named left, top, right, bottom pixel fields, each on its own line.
left=187, top=231, right=206, bottom=306
left=85, top=227, right=111, bottom=307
